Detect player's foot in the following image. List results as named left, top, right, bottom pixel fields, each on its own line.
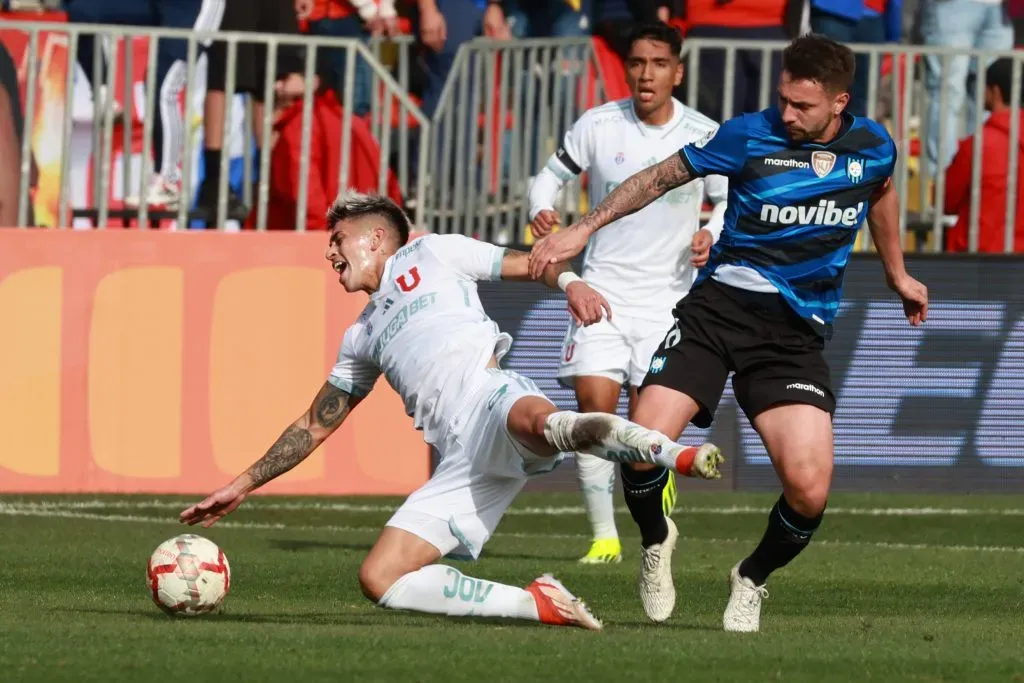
left=578, top=538, right=622, bottom=564
left=638, top=517, right=678, bottom=622
left=661, top=471, right=677, bottom=516
left=683, top=443, right=725, bottom=480
left=525, top=574, right=603, bottom=631
left=723, top=562, right=769, bottom=632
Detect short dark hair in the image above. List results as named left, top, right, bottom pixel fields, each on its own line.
left=782, top=33, right=855, bottom=95
left=986, top=57, right=1019, bottom=105
left=326, top=192, right=410, bottom=246
left=626, top=22, right=682, bottom=59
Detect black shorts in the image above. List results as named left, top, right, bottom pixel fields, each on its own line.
left=207, top=0, right=301, bottom=98
left=640, top=278, right=836, bottom=428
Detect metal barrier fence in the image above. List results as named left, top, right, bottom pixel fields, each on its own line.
left=0, top=20, right=427, bottom=231
left=2, top=21, right=1024, bottom=255
left=417, top=36, right=603, bottom=242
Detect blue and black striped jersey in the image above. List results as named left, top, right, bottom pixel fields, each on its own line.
left=678, top=107, right=897, bottom=336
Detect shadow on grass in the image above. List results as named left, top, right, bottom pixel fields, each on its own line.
left=51, top=605, right=714, bottom=632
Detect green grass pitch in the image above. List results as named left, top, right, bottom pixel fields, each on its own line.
left=2, top=492, right=1023, bottom=682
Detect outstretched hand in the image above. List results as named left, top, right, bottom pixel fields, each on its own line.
left=179, top=480, right=250, bottom=528
left=529, top=225, right=589, bottom=279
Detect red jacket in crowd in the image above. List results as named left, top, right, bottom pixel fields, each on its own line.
left=262, top=90, right=403, bottom=231
left=944, top=109, right=1024, bottom=253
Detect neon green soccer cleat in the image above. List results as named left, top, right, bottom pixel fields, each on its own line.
left=661, top=471, right=678, bottom=517
left=578, top=538, right=623, bottom=564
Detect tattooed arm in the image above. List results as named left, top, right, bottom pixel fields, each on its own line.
left=179, top=381, right=363, bottom=527
left=527, top=154, right=692, bottom=278
left=575, top=153, right=692, bottom=236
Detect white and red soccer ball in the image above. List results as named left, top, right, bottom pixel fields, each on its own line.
left=147, top=534, right=231, bottom=616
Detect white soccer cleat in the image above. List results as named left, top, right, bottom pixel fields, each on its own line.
left=723, top=562, right=769, bottom=632
left=525, top=574, right=603, bottom=631
left=638, top=517, right=678, bottom=622
left=687, top=443, right=725, bottom=480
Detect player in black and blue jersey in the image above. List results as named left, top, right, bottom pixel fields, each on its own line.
left=529, top=34, right=928, bottom=632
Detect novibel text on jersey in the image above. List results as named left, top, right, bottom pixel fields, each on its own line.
left=759, top=200, right=865, bottom=228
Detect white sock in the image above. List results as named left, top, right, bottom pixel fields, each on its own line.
left=575, top=452, right=619, bottom=541
left=544, top=411, right=681, bottom=470
left=378, top=565, right=540, bottom=621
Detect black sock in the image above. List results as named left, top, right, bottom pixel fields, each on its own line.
left=620, top=465, right=669, bottom=548
left=739, top=494, right=823, bottom=586
left=203, top=149, right=223, bottom=190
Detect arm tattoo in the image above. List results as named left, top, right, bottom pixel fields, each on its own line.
left=246, top=425, right=314, bottom=487
left=577, top=154, right=692, bottom=234
left=315, top=384, right=352, bottom=428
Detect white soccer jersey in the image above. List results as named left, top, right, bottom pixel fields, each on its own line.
left=530, top=98, right=728, bottom=317
left=328, top=234, right=512, bottom=448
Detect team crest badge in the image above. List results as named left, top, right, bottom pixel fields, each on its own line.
left=615, top=152, right=625, bottom=165
left=846, top=157, right=865, bottom=183
left=649, top=356, right=667, bottom=374
left=811, top=151, right=837, bottom=178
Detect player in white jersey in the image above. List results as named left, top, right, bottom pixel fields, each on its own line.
left=528, top=23, right=728, bottom=586
left=180, top=192, right=723, bottom=630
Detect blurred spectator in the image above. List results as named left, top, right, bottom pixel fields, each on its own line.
left=809, top=0, right=902, bottom=119
left=681, top=0, right=793, bottom=122
left=415, top=0, right=509, bottom=118
left=592, top=0, right=674, bottom=61
left=196, top=0, right=306, bottom=222
left=261, top=87, right=403, bottom=230
left=297, top=0, right=400, bottom=117
left=944, top=58, right=1024, bottom=253
left=0, top=38, right=21, bottom=225
left=64, top=0, right=226, bottom=211
left=505, top=0, right=589, bottom=39
left=920, top=0, right=1013, bottom=177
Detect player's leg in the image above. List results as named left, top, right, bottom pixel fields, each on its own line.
left=573, top=376, right=625, bottom=564
left=557, top=317, right=630, bottom=564
left=723, top=321, right=836, bottom=633
left=506, top=392, right=718, bottom=474
left=365, top=373, right=603, bottom=629
left=722, top=403, right=833, bottom=633
left=619, top=288, right=732, bottom=622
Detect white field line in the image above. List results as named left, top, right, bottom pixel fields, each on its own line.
left=3, top=498, right=1024, bottom=517
left=2, top=503, right=1024, bottom=555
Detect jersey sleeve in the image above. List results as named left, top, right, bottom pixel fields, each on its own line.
left=424, top=233, right=506, bottom=281
left=678, top=116, right=748, bottom=178
left=545, top=114, right=591, bottom=181
left=327, top=324, right=380, bottom=398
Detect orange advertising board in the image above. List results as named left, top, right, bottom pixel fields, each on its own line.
left=0, top=230, right=429, bottom=494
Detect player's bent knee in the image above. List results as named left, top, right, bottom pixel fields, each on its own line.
left=784, top=483, right=829, bottom=518
left=358, top=560, right=401, bottom=603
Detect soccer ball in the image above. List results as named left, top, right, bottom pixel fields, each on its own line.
left=147, top=534, right=231, bottom=616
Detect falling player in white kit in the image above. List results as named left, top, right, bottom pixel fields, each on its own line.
left=180, top=192, right=723, bottom=630
left=528, top=22, right=728, bottom=591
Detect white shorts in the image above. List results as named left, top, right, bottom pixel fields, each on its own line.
left=386, top=369, right=564, bottom=561
left=557, top=311, right=673, bottom=389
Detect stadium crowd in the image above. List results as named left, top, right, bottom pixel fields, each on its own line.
left=2, top=0, right=1024, bottom=250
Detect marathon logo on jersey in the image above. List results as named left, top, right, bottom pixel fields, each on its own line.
left=787, top=382, right=826, bottom=398
left=846, top=157, right=865, bottom=184
left=694, top=129, right=715, bottom=149
left=811, top=151, right=837, bottom=178
left=760, top=199, right=865, bottom=227
left=763, top=157, right=810, bottom=169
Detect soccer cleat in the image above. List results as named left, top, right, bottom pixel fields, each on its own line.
left=638, top=517, right=678, bottom=622
left=685, top=443, right=725, bottom=480
left=525, top=574, right=603, bottom=631
left=126, top=178, right=181, bottom=210
left=661, top=471, right=678, bottom=516
left=578, top=538, right=622, bottom=564
left=723, top=562, right=769, bottom=632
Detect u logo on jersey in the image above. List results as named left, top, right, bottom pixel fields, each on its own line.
left=396, top=267, right=421, bottom=292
